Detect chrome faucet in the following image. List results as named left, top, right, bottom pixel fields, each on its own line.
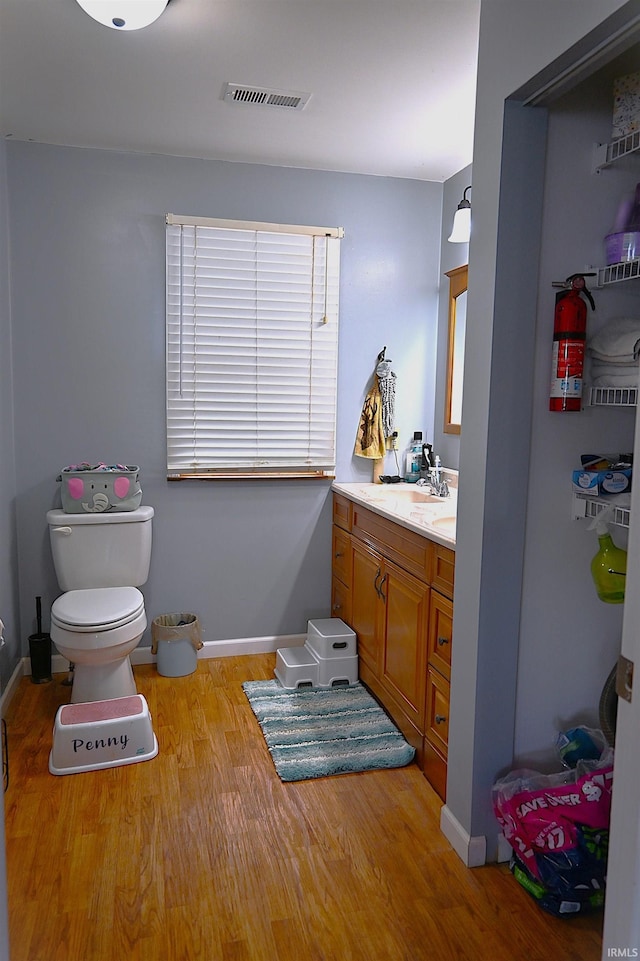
left=416, top=450, right=449, bottom=496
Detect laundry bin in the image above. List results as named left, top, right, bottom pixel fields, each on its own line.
left=151, top=613, right=202, bottom=677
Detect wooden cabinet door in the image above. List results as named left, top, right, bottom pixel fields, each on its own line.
left=351, top=539, right=384, bottom=675
left=380, top=560, right=429, bottom=731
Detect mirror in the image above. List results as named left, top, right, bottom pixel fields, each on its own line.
left=444, top=264, right=467, bottom=435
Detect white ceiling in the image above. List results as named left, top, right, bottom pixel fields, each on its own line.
left=0, top=0, right=480, bottom=182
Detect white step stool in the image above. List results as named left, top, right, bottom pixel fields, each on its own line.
left=275, top=617, right=358, bottom=690
left=49, top=694, right=158, bottom=776
left=306, top=617, right=357, bottom=659
left=274, top=646, right=319, bottom=689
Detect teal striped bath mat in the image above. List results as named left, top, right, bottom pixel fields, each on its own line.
left=242, top=680, right=415, bottom=782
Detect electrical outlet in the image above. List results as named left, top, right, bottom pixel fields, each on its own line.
left=391, top=432, right=399, bottom=450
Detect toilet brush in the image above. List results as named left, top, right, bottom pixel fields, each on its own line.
left=28, top=596, right=52, bottom=683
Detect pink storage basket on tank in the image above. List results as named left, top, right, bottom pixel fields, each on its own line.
left=57, top=463, right=143, bottom=513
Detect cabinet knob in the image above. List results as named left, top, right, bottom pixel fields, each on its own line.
left=332, top=603, right=341, bottom=611
left=435, top=714, right=447, bottom=725
left=437, top=636, right=450, bottom=646
left=335, top=551, right=343, bottom=558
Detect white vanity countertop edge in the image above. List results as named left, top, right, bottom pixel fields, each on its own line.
left=331, top=481, right=456, bottom=551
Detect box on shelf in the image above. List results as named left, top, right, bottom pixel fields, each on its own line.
left=612, top=71, right=640, bottom=140
left=572, top=468, right=632, bottom=497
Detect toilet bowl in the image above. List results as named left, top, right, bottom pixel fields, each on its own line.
left=47, top=506, right=154, bottom=704
left=51, top=587, right=146, bottom=703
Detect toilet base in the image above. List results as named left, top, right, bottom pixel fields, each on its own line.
left=49, top=694, right=158, bottom=776
left=70, top=656, right=137, bottom=704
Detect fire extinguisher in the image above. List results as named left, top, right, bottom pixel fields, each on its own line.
left=549, top=272, right=596, bottom=412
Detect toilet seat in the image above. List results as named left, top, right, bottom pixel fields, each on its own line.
left=51, top=587, right=145, bottom=632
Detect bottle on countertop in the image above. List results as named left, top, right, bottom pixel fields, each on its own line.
left=404, top=431, right=423, bottom=483
left=421, top=442, right=434, bottom=474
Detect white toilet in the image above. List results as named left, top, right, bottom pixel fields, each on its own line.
left=46, top=505, right=154, bottom=703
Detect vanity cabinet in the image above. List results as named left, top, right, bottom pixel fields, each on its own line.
left=331, top=491, right=455, bottom=797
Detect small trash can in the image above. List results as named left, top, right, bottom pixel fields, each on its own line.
left=151, top=613, right=202, bottom=677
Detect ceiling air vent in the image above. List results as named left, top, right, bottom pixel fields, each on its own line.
left=222, top=82, right=311, bottom=112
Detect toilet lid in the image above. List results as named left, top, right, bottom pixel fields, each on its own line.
left=51, top=587, right=144, bottom=631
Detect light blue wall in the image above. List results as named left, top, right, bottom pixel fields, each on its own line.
left=5, top=142, right=442, bottom=653
left=0, top=139, right=20, bottom=687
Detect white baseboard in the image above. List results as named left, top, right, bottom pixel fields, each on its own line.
left=139, top=633, right=306, bottom=664
left=20, top=632, right=306, bottom=678
left=440, top=804, right=487, bottom=867
left=0, top=658, right=26, bottom=716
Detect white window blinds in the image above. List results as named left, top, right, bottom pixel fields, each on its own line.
left=166, top=215, right=342, bottom=478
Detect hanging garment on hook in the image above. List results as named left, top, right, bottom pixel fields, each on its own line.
left=354, top=381, right=386, bottom=459
left=376, top=360, right=396, bottom=438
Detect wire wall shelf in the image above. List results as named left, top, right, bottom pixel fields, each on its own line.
left=593, top=131, right=640, bottom=172
left=588, top=386, right=638, bottom=407
left=573, top=493, right=631, bottom=529
left=596, top=258, right=640, bottom=287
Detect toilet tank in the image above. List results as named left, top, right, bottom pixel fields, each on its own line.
left=47, top=505, right=154, bottom=591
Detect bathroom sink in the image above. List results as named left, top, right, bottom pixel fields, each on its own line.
left=368, top=487, right=445, bottom=505
left=429, top=515, right=456, bottom=533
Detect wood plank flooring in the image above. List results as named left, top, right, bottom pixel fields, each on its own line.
left=3, top=655, right=604, bottom=961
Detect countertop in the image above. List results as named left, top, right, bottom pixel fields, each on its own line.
left=331, top=476, right=457, bottom=550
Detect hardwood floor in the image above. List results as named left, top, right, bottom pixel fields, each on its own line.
left=4, top=655, right=603, bottom=960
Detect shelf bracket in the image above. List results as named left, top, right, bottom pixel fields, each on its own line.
left=592, top=132, right=640, bottom=174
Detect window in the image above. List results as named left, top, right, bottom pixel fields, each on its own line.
left=166, top=214, right=342, bottom=478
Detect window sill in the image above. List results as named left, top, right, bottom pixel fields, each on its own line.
left=167, top=472, right=336, bottom=481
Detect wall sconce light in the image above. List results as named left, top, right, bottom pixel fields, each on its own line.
left=448, top=186, right=472, bottom=243
left=75, top=0, right=169, bottom=30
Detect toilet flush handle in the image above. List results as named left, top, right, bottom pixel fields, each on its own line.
left=51, top=526, right=73, bottom=536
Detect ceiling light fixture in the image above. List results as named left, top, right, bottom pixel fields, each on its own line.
left=448, top=185, right=472, bottom=243
left=75, top=0, right=169, bottom=31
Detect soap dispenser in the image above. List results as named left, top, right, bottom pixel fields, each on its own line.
left=588, top=505, right=627, bottom=604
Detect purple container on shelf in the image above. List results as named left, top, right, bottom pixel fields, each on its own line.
left=604, top=230, right=640, bottom=265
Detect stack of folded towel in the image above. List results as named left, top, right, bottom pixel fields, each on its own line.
left=588, top=317, right=640, bottom=388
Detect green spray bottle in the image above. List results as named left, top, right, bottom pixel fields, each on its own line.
left=588, top=505, right=627, bottom=604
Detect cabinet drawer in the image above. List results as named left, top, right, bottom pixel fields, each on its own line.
left=352, top=503, right=432, bottom=581
left=332, top=527, right=352, bottom=587
left=428, top=591, right=453, bottom=679
left=425, top=667, right=450, bottom=758
left=431, top=543, right=455, bottom=599
left=331, top=576, right=352, bottom=624
left=333, top=493, right=352, bottom=532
